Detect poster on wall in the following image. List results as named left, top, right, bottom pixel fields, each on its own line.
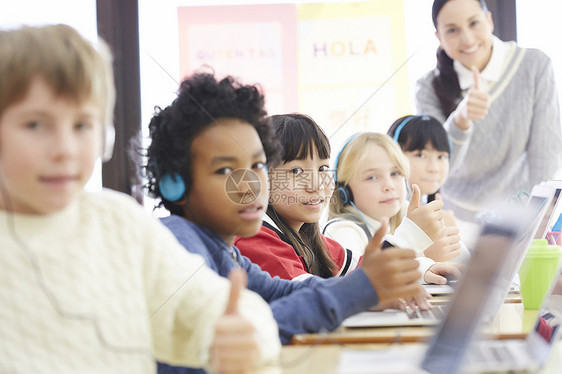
left=177, top=1, right=410, bottom=152
left=297, top=0, right=410, bottom=151
left=177, top=4, right=298, bottom=115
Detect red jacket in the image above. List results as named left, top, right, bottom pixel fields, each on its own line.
left=234, top=217, right=355, bottom=280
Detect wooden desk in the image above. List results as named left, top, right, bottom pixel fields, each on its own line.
left=430, top=291, right=522, bottom=305
left=272, top=342, right=562, bottom=374
left=291, top=303, right=538, bottom=345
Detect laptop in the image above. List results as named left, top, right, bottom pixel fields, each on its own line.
left=458, top=274, right=562, bottom=373
left=425, top=184, right=559, bottom=297
left=538, top=180, right=562, bottom=239
left=341, top=186, right=553, bottom=328
left=337, top=206, right=562, bottom=374
left=507, top=183, right=562, bottom=293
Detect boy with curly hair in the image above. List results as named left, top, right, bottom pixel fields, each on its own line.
left=145, top=72, right=423, bottom=373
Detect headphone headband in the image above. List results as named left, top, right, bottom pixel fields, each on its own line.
left=333, top=132, right=364, bottom=184
left=392, top=114, right=453, bottom=153
left=392, top=115, right=417, bottom=143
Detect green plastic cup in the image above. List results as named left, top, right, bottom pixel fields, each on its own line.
left=519, top=239, right=562, bottom=310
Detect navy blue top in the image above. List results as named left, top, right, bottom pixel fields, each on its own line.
left=157, top=215, right=378, bottom=373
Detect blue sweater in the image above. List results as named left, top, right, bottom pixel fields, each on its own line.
left=158, top=215, right=378, bottom=374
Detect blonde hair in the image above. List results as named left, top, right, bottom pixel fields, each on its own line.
left=330, top=132, right=410, bottom=233
left=0, top=24, right=115, bottom=139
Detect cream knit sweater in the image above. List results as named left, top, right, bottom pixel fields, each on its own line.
left=0, top=189, right=280, bottom=373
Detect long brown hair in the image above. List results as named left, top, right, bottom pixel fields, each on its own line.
left=268, top=114, right=337, bottom=278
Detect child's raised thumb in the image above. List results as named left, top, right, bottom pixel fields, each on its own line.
left=365, top=220, right=388, bottom=256
left=224, top=267, right=247, bottom=315
left=408, top=184, right=421, bottom=213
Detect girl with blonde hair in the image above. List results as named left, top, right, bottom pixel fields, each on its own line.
left=324, top=132, right=461, bottom=284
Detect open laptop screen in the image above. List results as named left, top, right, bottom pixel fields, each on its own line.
left=421, top=223, right=518, bottom=374
left=486, top=193, right=551, bottom=313
left=535, top=187, right=562, bottom=240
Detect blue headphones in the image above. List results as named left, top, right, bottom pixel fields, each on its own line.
left=392, top=114, right=453, bottom=153
left=333, top=132, right=379, bottom=234
left=158, top=164, right=269, bottom=202
left=334, top=133, right=364, bottom=206
left=392, top=115, right=417, bottom=143
left=159, top=172, right=186, bottom=202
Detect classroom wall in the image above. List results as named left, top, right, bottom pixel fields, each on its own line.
left=2, top=0, right=561, bottom=194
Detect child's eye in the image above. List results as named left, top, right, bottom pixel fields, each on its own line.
left=25, top=121, right=42, bottom=130
left=438, top=153, right=450, bottom=160
left=216, top=167, right=233, bottom=175
left=414, top=151, right=425, bottom=158
left=391, top=171, right=403, bottom=177
left=366, top=175, right=378, bottom=181
left=253, top=161, right=266, bottom=170
left=446, top=27, right=457, bottom=34
left=319, top=165, right=329, bottom=172
left=470, top=20, right=480, bottom=27
left=74, top=122, right=92, bottom=131
left=290, top=168, right=304, bottom=175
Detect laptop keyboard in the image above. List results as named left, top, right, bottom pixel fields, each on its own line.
left=468, top=343, right=521, bottom=365
left=406, top=305, right=447, bottom=320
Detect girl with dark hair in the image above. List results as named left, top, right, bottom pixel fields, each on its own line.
left=235, top=114, right=355, bottom=280
left=388, top=115, right=471, bottom=262
left=388, top=114, right=451, bottom=203
left=416, top=0, right=562, bottom=231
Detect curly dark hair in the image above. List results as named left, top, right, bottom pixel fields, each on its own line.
left=145, top=72, right=282, bottom=216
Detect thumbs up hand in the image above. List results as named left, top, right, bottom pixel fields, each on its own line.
left=424, top=225, right=462, bottom=262
left=224, top=267, right=245, bottom=315
left=360, top=221, right=423, bottom=306
left=453, top=66, right=491, bottom=130
left=407, top=184, right=446, bottom=241
left=211, top=267, right=260, bottom=374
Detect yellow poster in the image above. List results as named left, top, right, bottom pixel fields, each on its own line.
left=297, top=1, right=410, bottom=150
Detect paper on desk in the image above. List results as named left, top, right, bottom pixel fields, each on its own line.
left=423, top=284, right=454, bottom=295
left=337, top=346, right=427, bottom=374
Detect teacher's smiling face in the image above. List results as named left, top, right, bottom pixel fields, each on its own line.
left=435, top=0, right=494, bottom=71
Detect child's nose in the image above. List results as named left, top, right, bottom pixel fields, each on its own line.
left=427, top=157, right=439, bottom=172
left=305, top=171, right=320, bottom=193
left=382, top=176, right=396, bottom=191
left=52, top=128, right=78, bottom=159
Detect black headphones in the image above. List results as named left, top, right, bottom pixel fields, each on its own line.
left=333, top=133, right=363, bottom=206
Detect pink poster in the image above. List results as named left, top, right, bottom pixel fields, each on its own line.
left=177, top=4, right=298, bottom=114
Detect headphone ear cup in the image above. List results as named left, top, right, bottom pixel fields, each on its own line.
left=337, top=184, right=354, bottom=206
left=159, top=173, right=186, bottom=202
left=101, top=124, right=115, bottom=162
